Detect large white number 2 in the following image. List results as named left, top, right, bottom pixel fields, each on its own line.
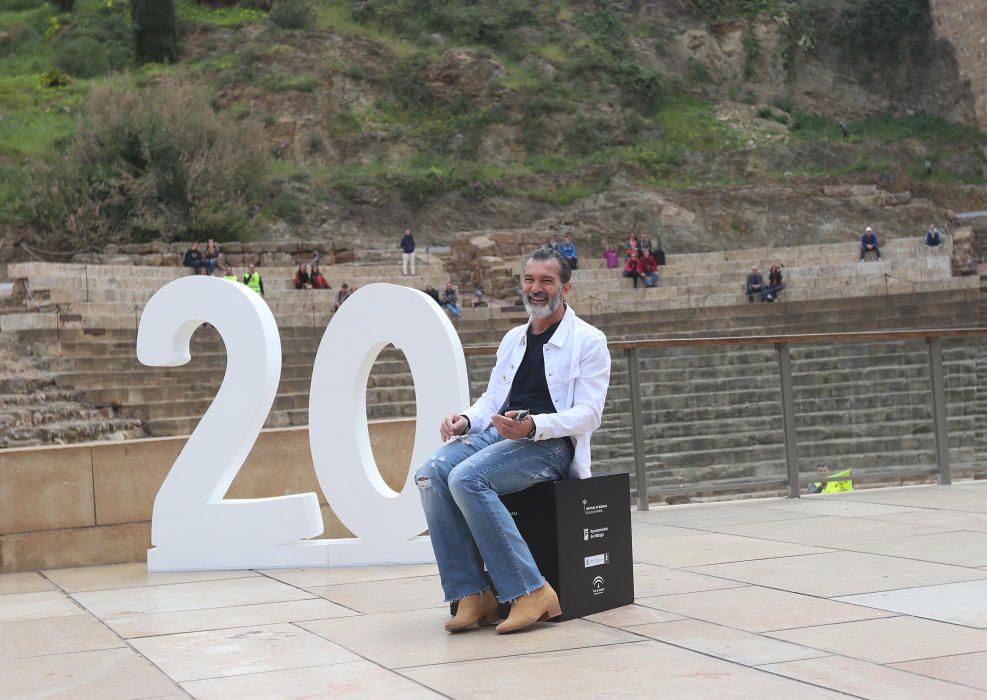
left=137, top=277, right=469, bottom=571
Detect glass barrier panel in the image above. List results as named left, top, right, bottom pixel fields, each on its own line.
left=790, top=339, right=937, bottom=495
left=943, top=336, right=985, bottom=480
left=612, top=344, right=787, bottom=504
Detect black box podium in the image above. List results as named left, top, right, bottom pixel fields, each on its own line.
left=450, top=473, right=634, bottom=622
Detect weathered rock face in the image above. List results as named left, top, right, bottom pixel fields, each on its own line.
left=449, top=229, right=547, bottom=300
left=930, top=0, right=987, bottom=128
left=424, top=48, right=505, bottom=105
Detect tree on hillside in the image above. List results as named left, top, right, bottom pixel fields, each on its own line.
left=130, top=0, right=177, bottom=65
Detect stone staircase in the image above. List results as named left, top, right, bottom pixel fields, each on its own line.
left=2, top=254, right=452, bottom=333
left=2, top=239, right=983, bottom=498
left=0, top=336, right=144, bottom=448
left=559, top=236, right=972, bottom=311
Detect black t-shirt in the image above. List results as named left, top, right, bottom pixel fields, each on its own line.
left=505, top=318, right=574, bottom=457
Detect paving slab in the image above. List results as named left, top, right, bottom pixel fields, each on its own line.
left=0, top=647, right=181, bottom=699
left=630, top=562, right=749, bottom=597
left=180, top=660, right=442, bottom=699
left=44, top=562, right=258, bottom=593
left=856, top=509, right=987, bottom=533
left=0, top=571, right=56, bottom=595
left=401, top=640, right=847, bottom=699
left=258, top=563, right=439, bottom=588
left=581, top=603, right=684, bottom=628
left=104, top=597, right=358, bottom=639
left=763, top=499, right=921, bottom=517
left=836, top=580, right=987, bottom=628
left=638, top=585, right=894, bottom=632
left=130, top=622, right=360, bottom=683
left=843, top=531, right=987, bottom=567
left=72, top=576, right=314, bottom=619
left=633, top=501, right=823, bottom=529
left=714, top=515, right=953, bottom=548
left=762, top=655, right=987, bottom=699
left=298, top=610, right=641, bottom=668
left=310, top=574, right=447, bottom=614
left=894, top=651, right=987, bottom=692
left=0, top=590, right=85, bottom=623
left=691, top=551, right=987, bottom=597
left=0, top=614, right=124, bottom=660
left=631, top=618, right=828, bottom=666
left=633, top=532, right=830, bottom=568
left=9, top=485, right=987, bottom=697
left=767, top=616, right=987, bottom=664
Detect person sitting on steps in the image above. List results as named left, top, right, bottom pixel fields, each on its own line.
left=860, top=226, right=882, bottom=261
left=637, top=251, right=659, bottom=288
left=746, top=266, right=764, bottom=303
left=765, top=265, right=784, bottom=302
left=310, top=264, right=330, bottom=290
left=623, top=248, right=640, bottom=288
left=293, top=263, right=311, bottom=290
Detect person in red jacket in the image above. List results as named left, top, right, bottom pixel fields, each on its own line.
left=638, top=252, right=659, bottom=287
left=310, top=264, right=331, bottom=290
left=622, top=248, right=640, bottom=288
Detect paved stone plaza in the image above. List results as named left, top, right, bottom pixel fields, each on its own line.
left=3, top=482, right=987, bottom=698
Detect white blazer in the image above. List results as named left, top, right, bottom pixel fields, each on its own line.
left=462, top=305, right=611, bottom=479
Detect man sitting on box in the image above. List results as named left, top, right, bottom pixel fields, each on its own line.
left=415, top=246, right=611, bottom=634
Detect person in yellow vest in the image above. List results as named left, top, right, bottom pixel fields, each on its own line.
left=221, top=266, right=238, bottom=283
left=243, top=263, right=264, bottom=296
left=808, top=464, right=853, bottom=494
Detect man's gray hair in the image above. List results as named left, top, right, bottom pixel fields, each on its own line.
left=527, top=245, right=572, bottom=284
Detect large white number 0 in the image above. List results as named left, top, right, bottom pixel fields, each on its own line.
left=137, top=277, right=469, bottom=571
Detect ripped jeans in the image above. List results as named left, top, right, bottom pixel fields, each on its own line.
left=415, top=426, right=572, bottom=603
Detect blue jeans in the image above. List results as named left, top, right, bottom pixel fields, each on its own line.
left=444, top=302, right=461, bottom=320
left=415, top=426, right=572, bottom=603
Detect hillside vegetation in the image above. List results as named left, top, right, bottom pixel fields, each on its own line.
left=1, top=0, right=985, bottom=254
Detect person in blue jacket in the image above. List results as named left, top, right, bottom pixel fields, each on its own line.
left=860, top=226, right=882, bottom=261
left=557, top=235, right=578, bottom=270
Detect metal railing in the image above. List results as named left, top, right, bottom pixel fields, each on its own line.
left=463, top=327, right=987, bottom=511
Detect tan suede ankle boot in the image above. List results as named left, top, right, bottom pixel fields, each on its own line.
left=495, top=582, right=561, bottom=634
left=445, top=590, right=501, bottom=632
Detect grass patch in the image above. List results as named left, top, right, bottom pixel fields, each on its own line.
left=792, top=112, right=987, bottom=144
left=653, top=96, right=740, bottom=151
left=261, top=71, right=321, bottom=92
left=174, top=0, right=264, bottom=27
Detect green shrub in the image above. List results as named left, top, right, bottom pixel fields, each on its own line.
left=269, top=0, right=312, bottom=30
left=352, top=0, right=534, bottom=50
left=24, top=79, right=269, bottom=247
left=50, top=1, right=135, bottom=76
left=0, top=0, right=44, bottom=10
left=53, top=36, right=110, bottom=77
left=39, top=68, right=71, bottom=88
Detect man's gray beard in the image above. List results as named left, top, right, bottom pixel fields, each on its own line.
left=524, top=289, right=563, bottom=320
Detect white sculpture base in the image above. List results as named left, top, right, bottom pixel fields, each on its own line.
left=147, top=536, right=436, bottom=572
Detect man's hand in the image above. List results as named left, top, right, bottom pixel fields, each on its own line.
left=440, top=413, right=468, bottom=442
left=491, top=410, right=535, bottom=440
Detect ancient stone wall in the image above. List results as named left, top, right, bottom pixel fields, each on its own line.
left=930, top=0, right=987, bottom=128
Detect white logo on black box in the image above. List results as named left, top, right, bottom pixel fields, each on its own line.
left=582, top=498, right=608, bottom=516
left=583, top=528, right=589, bottom=541
left=592, top=576, right=606, bottom=595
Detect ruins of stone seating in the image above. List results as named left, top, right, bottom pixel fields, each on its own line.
left=1, top=230, right=984, bottom=501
